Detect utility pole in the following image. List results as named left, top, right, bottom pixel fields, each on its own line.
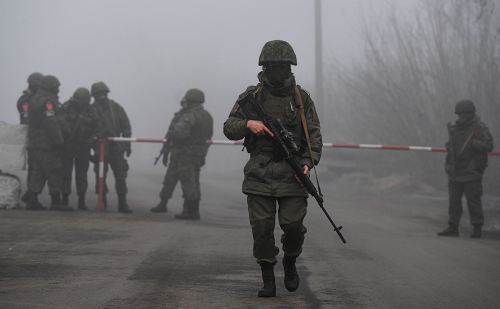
left=315, top=0, right=324, bottom=115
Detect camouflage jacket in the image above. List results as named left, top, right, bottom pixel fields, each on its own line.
left=91, top=99, right=131, bottom=155
left=170, top=104, right=213, bottom=161
left=17, top=90, right=33, bottom=125
left=445, top=115, right=494, bottom=182
left=27, top=89, right=66, bottom=150
left=61, top=100, right=102, bottom=157
left=223, top=83, right=322, bottom=197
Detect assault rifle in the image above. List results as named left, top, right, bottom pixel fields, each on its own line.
left=447, top=122, right=455, bottom=181
left=237, top=91, right=346, bottom=244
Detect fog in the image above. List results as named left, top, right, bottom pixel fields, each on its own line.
left=0, top=0, right=412, bottom=174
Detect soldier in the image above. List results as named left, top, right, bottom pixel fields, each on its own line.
left=438, top=100, right=493, bottom=238
left=26, top=75, right=72, bottom=211
left=91, top=81, right=133, bottom=214
left=223, top=40, right=322, bottom=297
left=61, top=88, right=101, bottom=210
left=151, top=89, right=213, bottom=220
left=16, top=72, right=44, bottom=204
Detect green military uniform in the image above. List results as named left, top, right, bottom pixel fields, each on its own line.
left=223, top=40, right=322, bottom=297
left=27, top=75, right=71, bottom=210
left=91, top=81, right=132, bottom=213
left=439, top=100, right=493, bottom=238
left=152, top=89, right=213, bottom=220
left=17, top=72, right=44, bottom=204
left=61, top=88, right=101, bottom=209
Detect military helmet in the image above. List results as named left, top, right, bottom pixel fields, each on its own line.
left=91, top=81, right=110, bottom=96
left=40, top=75, right=60, bottom=90
left=73, top=87, right=91, bottom=105
left=258, top=40, right=297, bottom=66
left=455, top=100, right=476, bottom=113
left=184, top=88, right=205, bottom=104
left=27, top=72, right=44, bottom=86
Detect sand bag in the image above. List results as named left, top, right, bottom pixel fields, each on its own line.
left=0, top=122, right=28, bottom=170
left=0, top=171, right=21, bottom=209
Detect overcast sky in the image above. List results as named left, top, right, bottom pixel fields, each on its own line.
left=0, top=0, right=414, bottom=169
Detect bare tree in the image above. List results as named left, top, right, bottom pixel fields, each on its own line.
left=324, top=0, right=500, bottom=193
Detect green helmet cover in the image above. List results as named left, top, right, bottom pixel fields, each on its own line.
left=91, top=81, right=110, bottom=96
left=27, top=72, right=44, bottom=86
left=184, top=88, right=205, bottom=104
left=40, top=75, right=60, bottom=90
left=73, top=87, right=91, bottom=105
left=258, top=40, right=297, bottom=66
left=455, top=100, right=476, bottom=113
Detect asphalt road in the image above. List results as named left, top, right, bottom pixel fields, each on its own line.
left=1, top=167, right=499, bottom=309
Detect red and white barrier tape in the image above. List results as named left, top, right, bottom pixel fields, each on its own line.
left=93, top=137, right=500, bottom=210
left=105, top=137, right=500, bottom=156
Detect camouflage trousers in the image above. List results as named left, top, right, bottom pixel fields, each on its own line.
left=247, top=194, right=307, bottom=265
left=93, top=150, right=128, bottom=195
left=448, top=180, right=484, bottom=227
left=61, top=152, right=90, bottom=196
left=28, top=148, right=62, bottom=195
left=159, top=155, right=202, bottom=201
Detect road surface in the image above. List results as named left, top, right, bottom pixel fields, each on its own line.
left=1, top=167, right=499, bottom=308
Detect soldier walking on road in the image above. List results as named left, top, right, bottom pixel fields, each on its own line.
left=16, top=72, right=44, bottom=204
left=61, top=88, right=101, bottom=210
left=438, top=100, right=493, bottom=238
left=151, top=89, right=213, bottom=220
left=91, top=81, right=133, bottom=214
left=223, top=40, right=322, bottom=297
left=26, top=75, right=72, bottom=211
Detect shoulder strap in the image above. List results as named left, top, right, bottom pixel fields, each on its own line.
left=458, top=120, right=480, bottom=157
left=294, top=86, right=322, bottom=196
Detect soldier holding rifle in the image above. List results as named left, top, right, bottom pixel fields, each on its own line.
left=223, top=40, right=325, bottom=297
left=438, top=100, right=493, bottom=238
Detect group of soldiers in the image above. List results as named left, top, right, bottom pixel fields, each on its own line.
left=17, top=76, right=133, bottom=213
left=17, top=74, right=214, bottom=218
left=15, top=40, right=495, bottom=298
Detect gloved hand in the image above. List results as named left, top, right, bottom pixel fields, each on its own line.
left=162, top=153, right=168, bottom=167
left=124, top=142, right=131, bottom=157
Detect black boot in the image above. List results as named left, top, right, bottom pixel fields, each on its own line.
left=102, top=194, right=107, bottom=209
left=283, top=255, right=300, bottom=292
left=21, top=190, right=30, bottom=203
left=26, top=192, right=46, bottom=211
left=437, top=225, right=459, bottom=237
left=50, top=193, right=73, bottom=211
left=258, top=262, right=276, bottom=297
left=151, top=198, right=168, bottom=213
left=470, top=225, right=482, bottom=238
left=118, top=194, right=132, bottom=214
left=62, top=194, right=69, bottom=207
left=78, top=195, right=88, bottom=211
left=175, top=200, right=200, bottom=220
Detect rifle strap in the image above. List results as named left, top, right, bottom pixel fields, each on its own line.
left=458, top=121, right=480, bottom=157
left=294, top=86, right=322, bottom=196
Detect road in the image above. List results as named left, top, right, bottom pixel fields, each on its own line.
left=1, top=167, right=499, bottom=308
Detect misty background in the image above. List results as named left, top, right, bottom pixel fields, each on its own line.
left=1, top=0, right=498, bottom=197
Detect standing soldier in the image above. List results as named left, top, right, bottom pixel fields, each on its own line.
left=61, top=87, right=101, bottom=210
left=438, top=100, right=493, bottom=238
left=151, top=89, right=213, bottom=220
left=26, top=75, right=72, bottom=211
left=223, top=40, right=322, bottom=297
left=17, top=72, right=44, bottom=204
left=91, top=81, right=133, bottom=214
